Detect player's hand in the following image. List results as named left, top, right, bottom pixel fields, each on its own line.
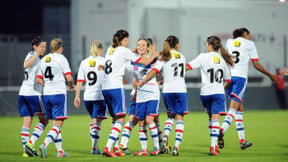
left=98, top=65, right=104, bottom=71
left=74, top=97, right=81, bottom=108
left=131, top=94, right=136, bottom=102
left=280, top=67, right=288, bottom=76
left=68, top=85, right=74, bottom=91
left=270, top=74, right=280, bottom=85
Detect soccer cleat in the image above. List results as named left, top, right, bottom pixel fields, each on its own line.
left=215, top=145, right=220, bottom=153
left=114, top=147, right=125, bottom=156
left=39, top=144, right=47, bottom=158
left=172, top=146, right=179, bottom=156
left=102, top=147, right=117, bottom=157
left=91, top=147, right=102, bottom=154
left=22, top=152, right=32, bottom=158
left=150, top=147, right=160, bottom=156
left=240, top=141, right=253, bottom=150
left=57, top=151, right=69, bottom=157
left=161, top=136, right=169, bottom=154
left=218, top=130, right=224, bottom=149
left=209, top=146, right=219, bottom=156
left=25, top=141, right=38, bottom=156
left=133, top=149, right=148, bottom=156
left=119, top=144, right=130, bottom=155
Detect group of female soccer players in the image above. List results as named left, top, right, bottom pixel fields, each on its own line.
left=18, top=28, right=281, bottom=158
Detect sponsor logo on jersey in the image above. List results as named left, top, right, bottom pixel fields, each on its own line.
left=109, top=47, right=115, bottom=55
left=89, top=60, right=96, bottom=67
left=45, top=56, right=51, bottom=62
left=172, top=52, right=181, bottom=59
left=234, top=40, right=241, bottom=47
left=133, top=65, right=138, bottom=71
left=213, top=56, right=220, bottom=64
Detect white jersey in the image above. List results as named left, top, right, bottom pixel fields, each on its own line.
left=153, top=50, right=187, bottom=93
left=37, top=53, right=72, bottom=95
left=77, top=56, right=105, bottom=101
left=19, top=51, right=42, bottom=96
left=102, top=46, right=141, bottom=90
left=126, top=59, right=160, bottom=103
left=226, top=37, right=259, bottom=78
left=187, top=52, right=231, bottom=95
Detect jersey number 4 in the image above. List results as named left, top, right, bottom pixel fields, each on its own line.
left=44, top=66, right=54, bottom=81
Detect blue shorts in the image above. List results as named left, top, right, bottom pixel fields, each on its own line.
left=226, top=76, right=247, bottom=103
left=102, top=88, right=126, bottom=117
left=84, top=100, right=107, bottom=119
left=43, top=94, right=68, bottom=120
left=128, top=95, right=136, bottom=116
left=163, top=93, right=188, bottom=115
left=136, top=100, right=159, bottom=120
left=18, top=95, right=45, bottom=117
left=200, top=94, right=226, bottom=115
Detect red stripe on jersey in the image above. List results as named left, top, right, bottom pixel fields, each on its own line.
left=175, top=129, right=184, bottom=133
left=186, top=63, right=193, bottom=70
left=235, top=119, right=243, bottom=122
left=77, top=79, right=85, bottom=82
left=124, top=126, right=132, bottom=131
left=64, top=72, right=72, bottom=76
left=112, top=127, right=121, bottom=133
left=152, top=68, right=160, bottom=73
left=134, top=57, right=142, bottom=64
left=211, top=126, right=220, bottom=129
left=36, top=75, right=43, bottom=79
left=251, top=58, right=259, bottom=61
left=21, top=133, right=29, bottom=137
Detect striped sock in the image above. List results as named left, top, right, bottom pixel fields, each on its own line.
left=139, top=126, right=148, bottom=150
left=43, top=126, right=60, bottom=148
left=221, top=109, right=236, bottom=133
left=164, top=118, right=174, bottom=139
left=30, top=123, right=45, bottom=145
left=174, top=120, right=184, bottom=148
left=54, top=131, right=63, bottom=152
left=235, top=111, right=246, bottom=143
left=91, top=123, right=101, bottom=150
left=149, top=122, right=159, bottom=149
left=210, top=119, right=220, bottom=147
left=120, top=121, right=134, bottom=148
left=208, top=118, right=212, bottom=134
left=21, top=127, right=30, bottom=151
left=156, top=122, right=163, bottom=144
left=106, top=121, right=122, bottom=151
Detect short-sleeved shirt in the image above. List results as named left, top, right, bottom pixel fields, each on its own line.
left=37, top=53, right=72, bottom=95
left=19, top=51, right=42, bottom=96
left=152, top=50, right=187, bottom=93
left=102, top=46, right=141, bottom=90
left=226, top=37, right=259, bottom=78
left=77, top=56, right=105, bottom=101
left=187, top=52, right=231, bottom=95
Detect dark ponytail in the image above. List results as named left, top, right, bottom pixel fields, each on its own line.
left=207, top=36, right=234, bottom=66
left=112, top=29, right=129, bottom=48
left=233, top=27, right=250, bottom=39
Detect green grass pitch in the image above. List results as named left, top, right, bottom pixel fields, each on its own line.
left=0, top=110, right=287, bottom=161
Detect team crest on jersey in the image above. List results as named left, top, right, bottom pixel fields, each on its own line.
left=212, top=56, right=220, bottom=64
left=234, top=40, right=241, bottom=47
left=89, top=60, right=96, bottom=67
left=133, top=65, right=138, bottom=71
left=108, top=47, right=115, bottom=55
left=45, top=56, right=51, bottom=62
left=172, top=52, right=181, bottom=59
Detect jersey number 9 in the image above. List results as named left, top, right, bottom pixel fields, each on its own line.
left=87, top=71, right=97, bottom=86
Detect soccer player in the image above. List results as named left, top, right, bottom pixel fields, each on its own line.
left=74, top=41, right=106, bottom=154
left=186, top=36, right=234, bottom=156
left=137, top=35, right=187, bottom=156
left=35, top=38, right=74, bottom=158
left=19, top=36, right=48, bottom=157
left=218, top=28, right=279, bottom=149
left=102, top=30, right=159, bottom=157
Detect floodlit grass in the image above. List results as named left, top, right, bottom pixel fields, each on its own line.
left=0, top=110, right=288, bottom=161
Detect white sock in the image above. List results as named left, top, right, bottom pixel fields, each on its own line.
left=210, top=119, right=220, bottom=147
left=120, top=121, right=134, bottom=148
left=156, top=122, right=163, bottom=144
left=149, top=122, right=159, bottom=149
left=54, top=131, right=64, bottom=153
left=139, top=126, right=148, bottom=150
left=21, top=127, right=30, bottom=151
left=164, top=118, right=174, bottom=139
left=91, top=123, right=101, bottom=150
left=174, top=120, right=184, bottom=148
left=221, top=109, right=236, bottom=133
left=235, top=111, right=246, bottom=143
left=106, top=121, right=122, bottom=151
left=43, top=126, right=60, bottom=148
left=30, top=123, right=45, bottom=145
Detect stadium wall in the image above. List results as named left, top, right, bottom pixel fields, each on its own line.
left=0, top=87, right=281, bottom=116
